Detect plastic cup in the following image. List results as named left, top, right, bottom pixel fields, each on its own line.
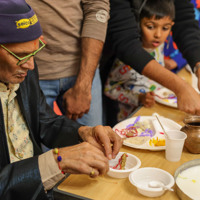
left=165, top=130, right=187, bottom=162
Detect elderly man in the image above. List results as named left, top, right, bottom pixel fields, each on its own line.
left=0, top=1, right=122, bottom=199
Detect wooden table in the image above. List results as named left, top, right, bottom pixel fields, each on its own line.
left=54, top=68, right=200, bottom=200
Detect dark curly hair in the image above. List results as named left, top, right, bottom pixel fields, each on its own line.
left=140, top=0, right=175, bottom=20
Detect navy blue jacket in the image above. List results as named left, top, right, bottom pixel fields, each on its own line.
left=0, top=64, right=82, bottom=200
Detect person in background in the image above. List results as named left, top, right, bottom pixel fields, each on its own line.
left=104, top=0, right=174, bottom=123
left=27, top=0, right=110, bottom=126
left=164, top=32, right=187, bottom=73
left=100, top=0, right=200, bottom=126
left=0, top=1, right=122, bottom=199
left=164, top=0, right=200, bottom=73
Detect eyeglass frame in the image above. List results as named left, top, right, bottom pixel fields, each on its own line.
left=0, top=39, right=45, bottom=66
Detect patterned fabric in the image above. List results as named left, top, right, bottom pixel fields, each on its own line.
left=0, top=83, right=33, bottom=163
left=104, top=44, right=164, bottom=121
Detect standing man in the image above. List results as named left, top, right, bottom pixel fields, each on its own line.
left=27, top=0, right=110, bottom=125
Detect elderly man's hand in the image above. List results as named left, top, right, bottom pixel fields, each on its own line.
left=78, top=125, right=123, bottom=160
left=57, top=142, right=109, bottom=177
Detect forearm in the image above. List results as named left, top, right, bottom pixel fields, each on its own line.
left=74, top=37, right=104, bottom=90
left=142, top=60, right=187, bottom=94
left=61, top=38, right=104, bottom=118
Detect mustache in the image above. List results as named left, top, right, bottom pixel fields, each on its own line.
left=16, top=70, right=27, bottom=74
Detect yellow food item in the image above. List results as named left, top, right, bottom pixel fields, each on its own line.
left=149, top=137, right=165, bottom=146
left=120, top=153, right=127, bottom=170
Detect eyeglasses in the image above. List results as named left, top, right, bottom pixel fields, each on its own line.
left=0, top=39, right=45, bottom=65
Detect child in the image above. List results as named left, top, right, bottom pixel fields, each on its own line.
left=104, top=0, right=175, bottom=122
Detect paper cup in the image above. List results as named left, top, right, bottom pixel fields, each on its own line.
left=165, top=130, right=187, bottom=162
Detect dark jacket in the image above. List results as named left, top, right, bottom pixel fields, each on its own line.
left=100, top=0, right=200, bottom=83
left=0, top=64, right=82, bottom=200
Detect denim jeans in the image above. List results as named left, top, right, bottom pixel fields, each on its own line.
left=39, top=68, right=103, bottom=126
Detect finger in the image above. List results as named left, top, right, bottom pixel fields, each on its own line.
left=72, top=114, right=79, bottom=120
left=89, top=156, right=109, bottom=175
left=150, top=91, right=155, bottom=96
left=146, top=98, right=155, bottom=104
left=66, top=113, right=73, bottom=119
left=85, top=109, right=90, bottom=114
left=94, top=126, right=113, bottom=160
left=102, top=126, right=123, bottom=159
left=78, top=113, right=84, bottom=119
left=62, top=162, right=100, bottom=177
left=85, top=152, right=109, bottom=176
left=89, top=167, right=99, bottom=177
left=111, top=136, right=123, bottom=159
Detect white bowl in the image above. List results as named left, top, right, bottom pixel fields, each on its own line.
left=129, top=167, right=175, bottom=197
left=107, top=152, right=141, bottom=178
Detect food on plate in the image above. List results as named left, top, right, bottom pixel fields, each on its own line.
left=111, top=153, right=128, bottom=170
left=115, top=116, right=158, bottom=146
left=115, top=116, right=155, bottom=138
left=149, top=137, right=165, bottom=146
left=114, top=116, right=181, bottom=150
left=158, top=91, right=177, bottom=101
left=125, top=136, right=150, bottom=145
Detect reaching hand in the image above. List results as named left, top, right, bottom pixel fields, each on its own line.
left=78, top=125, right=123, bottom=160
left=176, top=81, right=200, bottom=115
left=139, top=92, right=155, bottom=108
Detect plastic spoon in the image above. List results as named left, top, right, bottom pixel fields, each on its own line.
left=148, top=181, right=174, bottom=192
left=155, top=115, right=171, bottom=139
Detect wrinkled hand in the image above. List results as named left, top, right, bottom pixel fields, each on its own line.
left=176, top=82, right=200, bottom=115
left=57, top=142, right=109, bottom=177
left=78, top=125, right=123, bottom=160
left=164, top=59, right=177, bottom=70
left=139, top=92, right=155, bottom=108
left=62, top=86, right=91, bottom=120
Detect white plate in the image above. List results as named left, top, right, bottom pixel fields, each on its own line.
left=113, top=116, right=181, bottom=151
left=154, top=88, right=177, bottom=108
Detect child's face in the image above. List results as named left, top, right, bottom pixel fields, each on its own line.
left=140, top=16, right=174, bottom=49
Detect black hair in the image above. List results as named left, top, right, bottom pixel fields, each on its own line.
left=140, top=0, right=175, bottom=21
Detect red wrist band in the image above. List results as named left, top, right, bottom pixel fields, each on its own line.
left=53, top=148, right=65, bottom=174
